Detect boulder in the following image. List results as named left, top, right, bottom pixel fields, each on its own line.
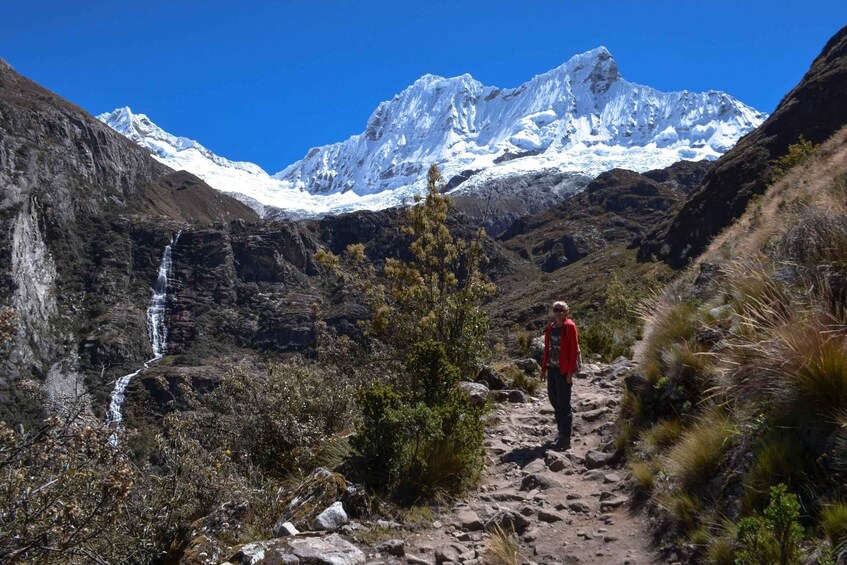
left=584, top=451, right=614, bottom=469
left=287, top=534, right=365, bottom=565
left=226, top=540, right=300, bottom=564
left=476, top=366, right=507, bottom=390
left=484, top=509, right=531, bottom=534
left=313, top=501, right=348, bottom=531
left=459, top=382, right=490, bottom=406
left=520, top=473, right=561, bottom=491
left=514, top=358, right=540, bottom=375
left=376, top=539, right=405, bottom=557
left=454, top=508, right=483, bottom=531
left=274, top=467, right=347, bottom=535
left=493, top=389, right=529, bottom=403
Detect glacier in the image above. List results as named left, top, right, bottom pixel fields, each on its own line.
left=98, top=47, right=766, bottom=217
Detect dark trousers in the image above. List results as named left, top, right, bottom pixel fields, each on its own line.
left=547, top=368, right=573, bottom=440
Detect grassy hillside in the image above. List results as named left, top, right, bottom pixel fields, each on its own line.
left=620, top=124, right=847, bottom=563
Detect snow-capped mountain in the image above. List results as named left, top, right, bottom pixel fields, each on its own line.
left=98, top=47, right=766, bottom=217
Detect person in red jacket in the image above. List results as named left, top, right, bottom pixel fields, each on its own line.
left=540, top=301, right=579, bottom=450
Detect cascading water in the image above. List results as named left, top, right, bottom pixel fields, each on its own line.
left=107, top=231, right=181, bottom=443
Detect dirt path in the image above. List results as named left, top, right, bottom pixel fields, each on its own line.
left=395, top=359, right=661, bottom=565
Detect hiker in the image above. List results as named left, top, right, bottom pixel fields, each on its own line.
left=539, top=301, right=579, bottom=450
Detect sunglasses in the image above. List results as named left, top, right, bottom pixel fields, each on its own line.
left=553, top=308, right=565, bottom=313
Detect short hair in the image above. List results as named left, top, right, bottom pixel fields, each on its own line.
left=552, top=301, right=569, bottom=314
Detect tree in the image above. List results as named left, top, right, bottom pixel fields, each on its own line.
left=372, top=164, right=495, bottom=375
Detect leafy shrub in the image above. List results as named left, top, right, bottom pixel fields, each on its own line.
left=314, top=247, right=340, bottom=270
left=352, top=340, right=485, bottom=503
left=509, top=370, right=540, bottom=395
left=736, top=483, right=805, bottom=565
left=185, top=359, right=362, bottom=478
left=580, top=321, right=632, bottom=362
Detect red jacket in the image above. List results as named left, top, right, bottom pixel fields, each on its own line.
left=541, top=319, right=579, bottom=374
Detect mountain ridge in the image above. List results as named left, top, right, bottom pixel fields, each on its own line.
left=98, top=47, right=765, bottom=217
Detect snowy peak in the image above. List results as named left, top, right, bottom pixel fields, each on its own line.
left=97, top=107, right=268, bottom=176
left=274, top=47, right=766, bottom=196
left=98, top=47, right=767, bottom=217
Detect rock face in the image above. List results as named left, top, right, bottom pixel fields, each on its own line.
left=639, top=25, right=847, bottom=267
left=0, top=58, right=257, bottom=423
left=498, top=161, right=712, bottom=271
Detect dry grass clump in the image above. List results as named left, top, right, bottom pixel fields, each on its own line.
left=485, top=524, right=522, bottom=565
left=664, top=409, right=736, bottom=489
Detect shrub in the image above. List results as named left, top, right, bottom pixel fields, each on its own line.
left=736, top=483, right=805, bottom=565
left=580, top=321, right=632, bottom=362
left=345, top=242, right=367, bottom=263
left=371, top=165, right=496, bottom=376
left=0, top=307, right=15, bottom=344
left=509, top=370, right=540, bottom=395
left=314, top=247, right=340, bottom=270
left=664, top=409, right=736, bottom=489
left=771, top=135, right=818, bottom=182
left=352, top=340, right=485, bottom=503
left=186, top=360, right=361, bottom=477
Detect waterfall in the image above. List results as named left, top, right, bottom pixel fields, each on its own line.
left=107, top=231, right=181, bottom=443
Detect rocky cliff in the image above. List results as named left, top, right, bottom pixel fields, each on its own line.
left=638, top=25, right=847, bottom=267
left=0, top=58, right=256, bottom=423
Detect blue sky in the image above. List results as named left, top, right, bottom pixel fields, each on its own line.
left=2, top=1, right=845, bottom=171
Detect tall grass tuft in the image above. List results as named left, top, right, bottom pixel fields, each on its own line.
left=743, top=433, right=814, bottom=512
left=664, top=409, right=736, bottom=489
left=641, top=419, right=684, bottom=455
left=641, top=297, right=701, bottom=382
left=485, top=524, right=522, bottom=565
left=661, top=491, right=701, bottom=531
left=821, top=502, right=847, bottom=551
left=630, top=461, right=657, bottom=494
left=773, top=319, right=847, bottom=422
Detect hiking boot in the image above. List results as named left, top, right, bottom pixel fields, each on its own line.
left=555, top=436, right=571, bottom=451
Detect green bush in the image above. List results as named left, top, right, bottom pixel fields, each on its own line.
left=352, top=340, right=485, bottom=503
left=771, top=135, right=818, bottom=182
left=736, top=483, right=805, bottom=565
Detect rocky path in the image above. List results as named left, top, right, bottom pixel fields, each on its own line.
left=392, top=359, right=660, bottom=565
